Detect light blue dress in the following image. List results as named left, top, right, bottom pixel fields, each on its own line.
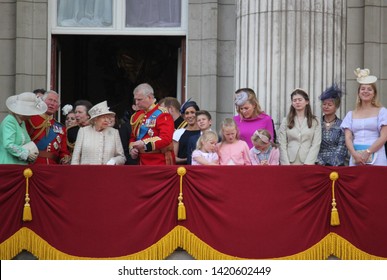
left=0, top=114, right=30, bottom=164
left=341, top=107, right=387, bottom=166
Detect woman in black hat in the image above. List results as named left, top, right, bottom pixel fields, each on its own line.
left=172, top=99, right=200, bottom=164
left=317, top=84, right=348, bottom=166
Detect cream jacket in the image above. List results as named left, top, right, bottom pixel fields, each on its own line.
left=278, top=117, right=321, bottom=165
left=71, top=126, right=125, bottom=165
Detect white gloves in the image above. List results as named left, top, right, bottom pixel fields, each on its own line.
left=27, top=152, right=38, bottom=162
left=106, top=158, right=116, bottom=165
left=22, top=142, right=39, bottom=162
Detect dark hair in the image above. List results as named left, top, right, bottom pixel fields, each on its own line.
left=74, top=100, right=93, bottom=116
left=287, top=89, right=317, bottom=129
left=33, top=88, right=46, bottom=95
left=195, top=110, right=212, bottom=120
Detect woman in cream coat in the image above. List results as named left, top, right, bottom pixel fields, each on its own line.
left=71, top=101, right=125, bottom=165
left=279, top=89, right=321, bottom=165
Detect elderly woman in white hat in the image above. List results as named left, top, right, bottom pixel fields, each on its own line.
left=341, top=68, right=387, bottom=166
left=0, top=92, right=47, bottom=164
left=71, top=101, right=125, bottom=165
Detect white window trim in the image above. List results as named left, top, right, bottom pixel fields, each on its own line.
left=49, top=0, right=188, bottom=36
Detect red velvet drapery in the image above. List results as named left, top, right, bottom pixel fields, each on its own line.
left=0, top=165, right=386, bottom=259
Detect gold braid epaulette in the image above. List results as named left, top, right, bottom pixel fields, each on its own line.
left=177, top=120, right=188, bottom=129
left=158, top=106, right=168, bottom=113
left=28, top=114, right=53, bottom=142
left=130, top=112, right=145, bottom=139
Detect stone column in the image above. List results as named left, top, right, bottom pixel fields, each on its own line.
left=0, top=1, right=16, bottom=119
left=187, top=0, right=237, bottom=128
left=346, top=1, right=387, bottom=108
left=236, top=0, right=346, bottom=125
left=15, top=0, right=48, bottom=93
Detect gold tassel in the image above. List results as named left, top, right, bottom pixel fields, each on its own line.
left=23, top=168, right=33, bottom=222
left=177, top=167, right=187, bottom=221
left=331, top=200, right=340, bottom=226
left=329, top=172, right=340, bottom=226
left=178, top=195, right=186, bottom=220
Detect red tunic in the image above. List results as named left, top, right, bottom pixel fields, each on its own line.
left=26, top=114, right=70, bottom=164
left=130, top=104, right=175, bottom=165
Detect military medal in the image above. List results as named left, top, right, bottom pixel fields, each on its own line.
left=145, top=116, right=157, bottom=127
left=53, top=142, right=59, bottom=150
left=53, top=124, right=63, bottom=134
left=148, top=128, right=154, bottom=137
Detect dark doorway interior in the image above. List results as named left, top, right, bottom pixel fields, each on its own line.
left=55, top=35, right=183, bottom=120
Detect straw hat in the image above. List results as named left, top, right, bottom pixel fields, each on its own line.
left=6, top=92, right=47, bottom=116
left=354, top=68, right=377, bottom=84
left=88, top=101, right=115, bottom=121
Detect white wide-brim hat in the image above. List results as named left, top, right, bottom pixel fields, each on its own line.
left=88, top=101, right=115, bottom=121
left=6, top=92, right=48, bottom=116
left=354, top=68, right=377, bottom=84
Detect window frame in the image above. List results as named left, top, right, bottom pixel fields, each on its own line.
left=50, top=0, right=188, bottom=36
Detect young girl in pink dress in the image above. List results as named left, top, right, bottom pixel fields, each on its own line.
left=217, top=118, right=251, bottom=165
left=191, top=130, right=219, bottom=165
left=249, top=129, right=280, bottom=165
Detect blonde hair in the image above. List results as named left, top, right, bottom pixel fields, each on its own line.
left=219, top=118, right=240, bottom=143
left=196, top=130, right=218, bottom=150
left=235, top=88, right=263, bottom=118
left=356, top=83, right=382, bottom=109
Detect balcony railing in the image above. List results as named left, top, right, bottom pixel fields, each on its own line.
left=1, top=164, right=386, bottom=260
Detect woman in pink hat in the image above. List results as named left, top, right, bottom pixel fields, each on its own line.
left=341, top=68, right=387, bottom=166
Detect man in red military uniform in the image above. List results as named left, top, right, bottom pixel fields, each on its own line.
left=129, top=83, right=175, bottom=165
left=26, top=90, right=71, bottom=164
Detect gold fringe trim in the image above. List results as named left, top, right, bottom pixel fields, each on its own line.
left=277, top=233, right=386, bottom=260
left=178, top=226, right=240, bottom=260
left=1, top=228, right=386, bottom=260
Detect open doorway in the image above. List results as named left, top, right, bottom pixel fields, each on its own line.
left=53, top=35, right=185, bottom=119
